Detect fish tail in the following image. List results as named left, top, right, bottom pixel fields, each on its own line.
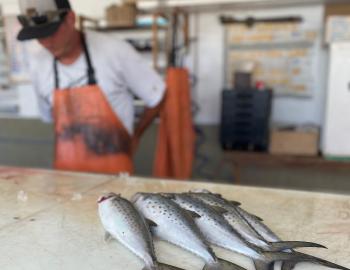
left=217, top=258, right=247, bottom=270
left=289, top=251, right=350, bottom=270
left=158, top=262, right=186, bottom=270
left=261, top=251, right=350, bottom=270
left=267, top=241, right=327, bottom=252
left=253, top=250, right=301, bottom=270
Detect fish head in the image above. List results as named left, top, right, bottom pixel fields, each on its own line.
left=97, top=192, right=120, bottom=204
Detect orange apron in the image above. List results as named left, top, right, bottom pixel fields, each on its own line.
left=153, top=67, right=195, bottom=180
left=53, top=33, right=133, bottom=174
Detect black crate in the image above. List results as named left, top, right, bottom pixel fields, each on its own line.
left=220, top=89, right=272, bottom=152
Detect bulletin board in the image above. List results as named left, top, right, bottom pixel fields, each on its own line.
left=225, top=22, right=318, bottom=97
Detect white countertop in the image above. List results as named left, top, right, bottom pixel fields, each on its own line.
left=0, top=167, right=349, bottom=270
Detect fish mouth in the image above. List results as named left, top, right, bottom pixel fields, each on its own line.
left=97, top=192, right=119, bottom=204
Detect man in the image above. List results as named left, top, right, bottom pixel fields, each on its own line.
left=17, top=0, right=166, bottom=174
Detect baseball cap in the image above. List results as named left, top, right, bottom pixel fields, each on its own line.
left=17, top=0, right=72, bottom=41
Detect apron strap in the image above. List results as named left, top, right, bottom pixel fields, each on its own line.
left=81, top=32, right=97, bottom=86
left=54, top=32, right=97, bottom=89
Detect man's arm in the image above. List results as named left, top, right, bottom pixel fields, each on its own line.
left=132, top=94, right=166, bottom=154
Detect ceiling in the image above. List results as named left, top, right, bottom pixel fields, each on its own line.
left=137, top=0, right=350, bottom=13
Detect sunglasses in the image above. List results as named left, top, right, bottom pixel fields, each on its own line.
left=18, top=9, right=69, bottom=27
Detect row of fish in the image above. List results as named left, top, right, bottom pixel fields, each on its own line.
left=98, top=190, right=349, bottom=270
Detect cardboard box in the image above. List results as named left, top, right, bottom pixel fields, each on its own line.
left=325, top=3, right=350, bottom=20
left=106, top=3, right=137, bottom=27
left=324, top=3, right=350, bottom=44
left=269, top=126, right=319, bottom=156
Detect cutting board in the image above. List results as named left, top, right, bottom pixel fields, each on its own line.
left=0, top=167, right=349, bottom=270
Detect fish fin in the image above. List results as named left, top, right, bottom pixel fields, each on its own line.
left=131, top=193, right=151, bottom=203
left=103, top=232, right=113, bottom=243
left=160, top=193, right=176, bottom=199
left=211, top=192, right=224, bottom=198
left=268, top=241, right=327, bottom=251
left=252, top=260, right=272, bottom=270
left=190, top=189, right=223, bottom=198
left=251, top=214, right=263, bottom=221
left=189, top=189, right=212, bottom=194
left=146, top=218, right=158, bottom=227
left=218, top=258, right=247, bottom=270
left=158, top=262, right=185, bottom=269
left=228, top=200, right=242, bottom=207
left=203, top=261, right=222, bottom=270
left=280, top=261, right=298, bottom=270
left=185, top=209, right=201, bottom=219
left=211, top=206, right=228, bottom=215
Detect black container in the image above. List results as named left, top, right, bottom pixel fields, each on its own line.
left=220, top=89, right=272, bottom=152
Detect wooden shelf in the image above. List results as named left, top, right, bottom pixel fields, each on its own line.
left=220, top=151, right=350, bottom=184
left=139, top=0, right=343, bottom=14
left=224, top=151, right=350, bottom=170
left=87, top=25, right=167, bottom=32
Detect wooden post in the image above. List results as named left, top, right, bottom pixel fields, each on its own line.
left=152, top=13, right=160, bottom=72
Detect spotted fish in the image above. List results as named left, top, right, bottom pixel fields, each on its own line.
left=186, top=191, right=325, bottom=252
left=98, top=193, right=183, bottom=270
left=169, top=193, right=350, bottom=270
left=132, top=192, right=246, bottom=270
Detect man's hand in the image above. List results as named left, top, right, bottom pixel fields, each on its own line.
left=132, top=95, right=166, bottom=155
left=131, top=135, right=140, bottom=156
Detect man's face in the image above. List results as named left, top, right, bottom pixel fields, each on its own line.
left=38, top=12, right=75, bottom=59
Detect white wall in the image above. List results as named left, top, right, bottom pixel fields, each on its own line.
left=192, top=5, right=328, bottom=126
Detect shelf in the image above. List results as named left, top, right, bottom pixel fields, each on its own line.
left=88, top=25, right=167, bottom=32
left=228, top=40, right=314, bottom=51
left=138, top=0, right=344, bottom=13
left=224, top=151, right=350, bottom=171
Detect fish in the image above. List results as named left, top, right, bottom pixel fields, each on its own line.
left=132, top=192, right=246, bottom=270
left=98, top=193, right=183, bottom=270
left=189, top=190, right=350, bottom=270
left=186, top=191, right=326, bottom=252
left=232, top=205, right=296, bottom=270
left=231, top=200, right=347, bottom=270
left=168, top=193, right=350, bottom=270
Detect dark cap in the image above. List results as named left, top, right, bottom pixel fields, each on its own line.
left=17, top=0, right=72, bottom=41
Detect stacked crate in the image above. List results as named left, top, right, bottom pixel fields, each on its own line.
left=220, top=89, right=272, bottom=152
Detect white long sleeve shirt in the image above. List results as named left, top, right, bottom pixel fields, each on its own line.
left=29, top=30, right=166, bottom=135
